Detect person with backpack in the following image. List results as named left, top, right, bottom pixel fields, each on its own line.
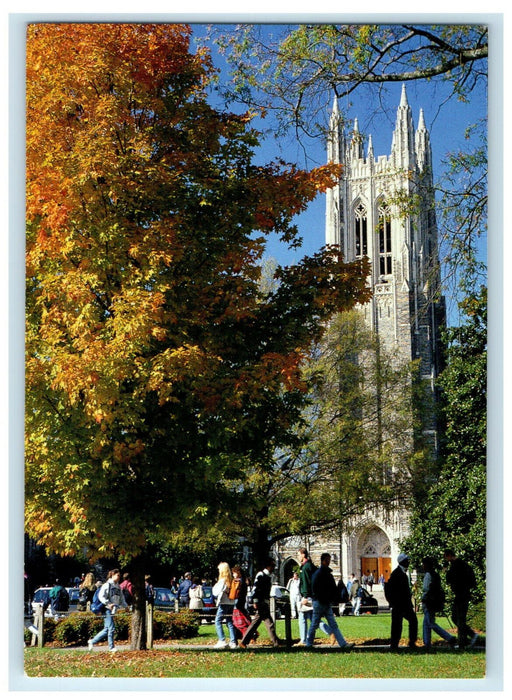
left=87, top=569, right=128, bottom=652
left=120, top=572, right=134, bottom=609
left=384, top=553, right=418, bottom=651
left=421, top=557, right=457, bottom=650
left=49, top=579, right=69, bottom=617
left=77, top=572, right=96, bottom=612
left=443, top=549, right=479, bottom=649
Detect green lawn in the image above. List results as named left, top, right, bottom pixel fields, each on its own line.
left=24, top=613, right=485, bottom=679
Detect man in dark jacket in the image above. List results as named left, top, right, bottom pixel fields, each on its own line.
left=240, top=558, right=280, bottom=648
left=304, top=553, right=354, bottom=650
left=385, top=553, right=418, bottom=650
left=49, top=579, right=69, bottom=617
left=443, top=549, right=479, bottom=649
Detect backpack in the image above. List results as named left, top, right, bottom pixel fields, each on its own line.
left=78, top=587, right=90, bottom=606
left=339, top=581, right=349, bottom=604
left=425, top=571, right=445, bottom=613
left=90, top=585, right=107, bottom=615
left=228, top=578, right=241, bottom=601
left=51, top=586, right=69, bottom=611
left=383, top=578, right=395, bottom=605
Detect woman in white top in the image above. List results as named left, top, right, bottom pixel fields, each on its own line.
left=212, top=562, right=237, bottom=648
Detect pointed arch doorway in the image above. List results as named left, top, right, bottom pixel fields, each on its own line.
left=358, top=525, right=392, bottom=582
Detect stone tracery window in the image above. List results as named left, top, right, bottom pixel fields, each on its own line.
left=378, top=203, right=392, bottom=275
left=354, top=203, right=367, bottom=257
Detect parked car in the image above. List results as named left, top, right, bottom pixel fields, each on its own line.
left=66, top=587, right=80, bottom=609
left=153, top=587, right=177, bottom=610
left=31, top=586, right=76, bottom=617
left=246, top=584, right=290, bottom=619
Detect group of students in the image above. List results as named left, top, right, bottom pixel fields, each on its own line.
left=384, top=549, right=480, bottom=651
left=81, top=547, right=479, bottom=653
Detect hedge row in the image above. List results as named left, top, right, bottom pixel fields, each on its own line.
left=25, top=609, right=201, bottom=647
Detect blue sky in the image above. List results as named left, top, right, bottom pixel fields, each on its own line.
left=190, top=23, right=488, bottom=324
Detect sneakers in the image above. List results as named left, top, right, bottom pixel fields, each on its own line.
left=87, top=639, right=94, bottom=651
left=109, top=647, right=118, bottom=653
left=214, top=640, right=229, bottom=648
left=28, top=625, right=39, bottom=636
left=340, top=642, right=354, bottom=651
left=228, top=641, right=238, bottom=649
left=470, top=633, right=480, bottom=648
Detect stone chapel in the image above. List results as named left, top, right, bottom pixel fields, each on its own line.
left=275, top=85, right=445, bottom=586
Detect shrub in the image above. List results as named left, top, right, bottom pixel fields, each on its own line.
left=152, top=610, right=200, bottom=640
left=29, top=609, right=201, bottom=647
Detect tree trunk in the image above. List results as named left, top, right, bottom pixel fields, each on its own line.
left=129, top=554, right=148, bottom=650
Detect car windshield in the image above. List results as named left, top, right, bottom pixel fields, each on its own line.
left=156, top=590, right=173, bottom=601
left=33, top=590, right=49, bottom=602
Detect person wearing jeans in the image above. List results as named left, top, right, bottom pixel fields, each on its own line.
left=212, top=562, right=237, bottom=649
left=88, top=569, right=128, bottom=652
left=305, top=553, right=354, bottom=651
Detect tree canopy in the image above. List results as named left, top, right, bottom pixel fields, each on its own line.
left=25, top=23, right=370, bottom=567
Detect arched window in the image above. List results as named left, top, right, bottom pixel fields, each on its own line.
left=378, top=203, right=392, bottom=275
left=354, top=203, right=367, bottom=257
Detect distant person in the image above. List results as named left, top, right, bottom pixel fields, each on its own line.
left=49, top=579, right=69, bottom=617
left=421, top=557, right=456, bottom=650
left=384, top=553, right=418, bottom=651
left=212, top=562, right=237, bottom=649
left=88, top=569, right=129, bottom=652
left=286, top=571, right=301, bottom=619
left=305, top=553, right=354, bottom=651
left=239, top=558, right=280, bottom=648
left=120, top=573, right=134, bottom=608
left=367, top=572, right=374, bottom=593
left=145, top=575, right=155, bottom=605
left=350, top=578, right=361, bottom=616
left=189, top=577, right=204, bottom=610
left=178, top=572, right=192, bottom=607
left=443, top=549, right=479, bottom=649
left=77, top=572, right=96, bottom=612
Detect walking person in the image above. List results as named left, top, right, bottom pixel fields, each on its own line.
left=240, top=557, right=280, bottom=648
left=77, top=572, right=96, bottom=612
left=384, top=553, right=418, bottom=651
left=120, top=572, right=134, bottom=609
left=295, top=547, right=319, bottom=646
left=88, top=569, right=129, bottom=652
left=231, top=565, right=254, bottom=641
left=305, top=553, right=354, bottom=651
left=48, top=579, right=69, bottom=618
left=212, top=562, right=237, bottom=649
left=443, top=549, right=479, bottom=649
left=421, top=557, right=457, bottom=650
left=350, top=579, right=363, bottom=616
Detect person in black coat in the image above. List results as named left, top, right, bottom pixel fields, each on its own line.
left=240, top=558, right=280, bottom=648
left=385, top=553, right=418, bottom=650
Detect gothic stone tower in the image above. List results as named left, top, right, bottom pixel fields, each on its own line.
left=275, top=86, right=445, bottom=585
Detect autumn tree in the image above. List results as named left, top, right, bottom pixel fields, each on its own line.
left=25, top=23, right=370, bottom=648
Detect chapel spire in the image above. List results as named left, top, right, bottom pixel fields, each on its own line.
left=391, top=84, right=416, bottom=169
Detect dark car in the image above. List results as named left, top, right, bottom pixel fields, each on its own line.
left=153, top=587, right=177, bottom=610
left=341, top=588, right=379, bottom=615
left=198, top=584, right=217, bottom=623
left=66, top=587, right=80, bottom=608
left=246, top=584, right=290, bottom=619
